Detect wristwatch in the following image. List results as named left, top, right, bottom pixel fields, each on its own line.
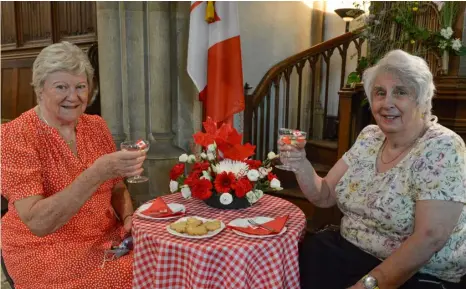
left=361, top=275, right=379, bottom=289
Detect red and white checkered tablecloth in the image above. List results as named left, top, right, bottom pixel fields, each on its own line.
left=132, top=193, right=307, bottom=289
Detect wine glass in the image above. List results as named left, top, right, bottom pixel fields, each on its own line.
left=120, top=139, right=150, bottom=183
left=275, top=128, right=307, bottom=172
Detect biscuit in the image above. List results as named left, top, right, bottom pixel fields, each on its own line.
left=186, top=217, right=203, bottom=227
left=186, top=224, right=208, bottom=236
left=170, top=221, right=187, bottom=233
left=204, top=220, right=221, bottom=231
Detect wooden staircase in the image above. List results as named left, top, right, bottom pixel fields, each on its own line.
left=241, top=32, right=364, bottom=232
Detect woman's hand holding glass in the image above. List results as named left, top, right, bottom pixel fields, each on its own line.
left=277, top=138, right=308, bottom=173
left=92, top=150, right=147, bottom=183
left=276, top=128, right=308, bottom=172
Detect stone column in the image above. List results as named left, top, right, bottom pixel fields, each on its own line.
left=97, top=1, right=185, bottom=206
left=96, top=2, right=125, bottom=144
left=171, top=2, right=202, bottom=150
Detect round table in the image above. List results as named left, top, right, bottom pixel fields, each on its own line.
left=132, top=193, right=306, bottom=289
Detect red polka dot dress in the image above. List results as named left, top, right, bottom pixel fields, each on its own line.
left=1, top=109, right=133, bottom=289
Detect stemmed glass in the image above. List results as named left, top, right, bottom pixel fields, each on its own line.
left=120, top=139, right=150, bottom=183
left=275, top=128, right=307, bottom=172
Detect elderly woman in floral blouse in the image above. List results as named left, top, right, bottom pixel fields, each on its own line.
left=280, top=49, right=465, bottom=289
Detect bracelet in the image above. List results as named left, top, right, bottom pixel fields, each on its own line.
left=122, top=214, right=132, bottom=223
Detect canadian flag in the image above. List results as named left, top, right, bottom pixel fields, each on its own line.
left=187, top=1, right=245, bottom=125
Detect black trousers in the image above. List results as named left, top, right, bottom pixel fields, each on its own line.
left=299, top=230, right=466, bottom=289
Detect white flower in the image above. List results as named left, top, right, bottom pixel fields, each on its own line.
left=267, top=151, right=278, bottom=160
left=207, top=152, right=215, bottom=161
left=438, top=40, right=448, bottom=50
left=207, top=143, right=217, bottom=152
left=247, top=169, right=260, bottom=182
left=181, top=186, right=191, bottom=199
left=440, top=27, right=453, bottom=39
left=211, top=164, right=217, bottom=173
left=169, top=180, right=179, bottom=193
left=201, top=170, right=212, bottom=181
left=452, top=38, right=462, bottom=51
left=219, top=193, right=233, bottom=205
left=246, top=189, right=264, bottom=204
left=215, top=160, right=249, bottom=178
left=188, top=154, right=196, bottom=163
left=200, top=152, right=207, bottom=159
left=259, top=167, right=269, bottom=179
left=178, top=153, right=188, bottom=163
left=270, top=178, right=282, bottom=190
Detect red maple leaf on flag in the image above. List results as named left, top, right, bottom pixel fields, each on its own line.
left=193, top=117, right=256, bottom=161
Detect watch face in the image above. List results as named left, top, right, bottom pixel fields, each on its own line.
left=363, top=276, right=378, bottom=289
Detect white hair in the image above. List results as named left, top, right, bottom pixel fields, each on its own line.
left=32, top=41, right=94, bottom=103
left=362, top=49, right=435, bottom=120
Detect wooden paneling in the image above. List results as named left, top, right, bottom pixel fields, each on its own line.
left=1, top=2, right=16, bottom=49
left=19, top=2, right=53, bottom=47
left=53, top=1, right=97, bottom=43
left=1, top=59, right=36, bottom=122
left=1, top=1, right=98, bottom=121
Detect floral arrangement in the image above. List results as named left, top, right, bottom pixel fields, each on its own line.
left=433, top=1, right=466, bottom=56
left=349, top=1, right=466, bottom=89
left=168, top=118, right=282, bottom=209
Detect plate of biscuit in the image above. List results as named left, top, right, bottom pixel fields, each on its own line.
left=167, top=216, right=225, bottom=239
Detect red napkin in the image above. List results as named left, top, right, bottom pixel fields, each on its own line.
left=228, top=215, right=289, bottom=235
left=141, top=198, right=184, bottom=218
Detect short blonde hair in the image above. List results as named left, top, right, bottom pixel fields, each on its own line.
left=32, top=41, right=94, bottom=101
left=363, top=49, right=435, bottom=121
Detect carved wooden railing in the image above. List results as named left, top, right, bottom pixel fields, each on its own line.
left=243, top=31, right=365, bottom=159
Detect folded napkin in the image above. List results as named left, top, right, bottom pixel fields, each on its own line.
left=141, top=198, right=184, bottom=218
left=228, top=215, right=289, bottom=235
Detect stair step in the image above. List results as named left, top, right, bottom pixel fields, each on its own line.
left=313, top=162, right=332, bottom=176
left=307, top=139, right=338, bottom=150
left=306, top=140, right=338, bottom=169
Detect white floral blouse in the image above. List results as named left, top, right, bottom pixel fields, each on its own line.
left=336, top=119, right=466, bottom=283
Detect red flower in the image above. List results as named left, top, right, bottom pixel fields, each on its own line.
left=191, top=179, right=213, bottom=200
left=232, top=178, right=253, bottom=198
left=214, top=172, right=236, bottom=193
left=170, top=163, right=185, bottom=180
left=193, top=117, right=256, bottom=161
left=246, top=160, right=262, bottom=170
left=267, top=172, right=278, bottom=182
left=185, top=171, right=201, bottom=187
left=193, top=161, right=210, bottom=173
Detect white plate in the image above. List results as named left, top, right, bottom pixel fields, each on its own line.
left=135, top=202, right=186, bottom=220
left=228, top=216, right=287, bottom=239
left=166, top=216, right=225, bottom=239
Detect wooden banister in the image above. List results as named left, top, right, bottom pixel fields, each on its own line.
left=250, top=31, right=363, bottom=108
left=243, top=30, right=365, bottom=160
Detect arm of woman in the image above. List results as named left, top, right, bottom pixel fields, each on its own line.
left=111, top=181, right=134, bottom=233
left=14, top=150, right=145, bottom=237
left=350, top=200, right=463, bottom=289
left=294, top=158, right=348, bottom=208
left=283, top=126, right=377, bottom=208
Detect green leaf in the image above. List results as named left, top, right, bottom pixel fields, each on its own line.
left=347, top=72, right=361, bottom=85
left=454, top=46, right=466, bottom=56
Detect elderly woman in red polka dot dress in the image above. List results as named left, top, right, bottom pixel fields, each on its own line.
left=1, top=42, right=146, bottom=289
